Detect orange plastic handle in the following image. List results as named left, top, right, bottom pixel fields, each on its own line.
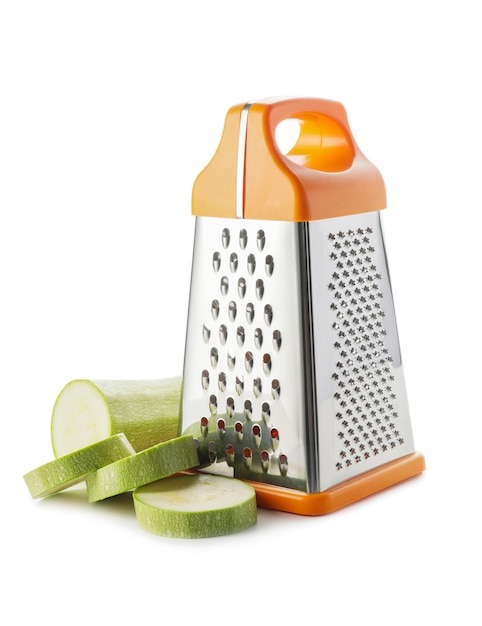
left=192, top=97, right=386, bottom=222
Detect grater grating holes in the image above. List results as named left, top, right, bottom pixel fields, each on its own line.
left=328, top=227, right=407, bottom=471
left=201, top=370, right=209, bottom=390
left=219, top=324, right=228, bottom=345
left=227, top=351, right=236, bottom=370
left=238, top=278, right=247, bottom=299
left=264, top=304, right=273, bottom=325
left=211, top=299, right=220, bottom=320
left=230, top=252, right=238, bottom=272
left=195, top=224, right=289, bottom=479
left=265, top=255, right=274, bottom=276
left=236, top=326, right=245, bottom=347
left=261, top=402, right=270, bottom=423
left=246, top=302, right=255, bottom=324
left=245, top=351, right=254, bottom=373
left=218, top=372, right=226, bottom=392
left=220, top=276, right=229, bottom=296
left=272, top=329, right=282, bottom=351
left=226, top=396, right=235, bottom=418
left=247, top=254, right=256, bottom=275
left=210, top=347, right=218, bottom=368
left=235, top=375, right=244, bottom=395
left=239, top=228, right=248, bottom=250
left=257, top=230, right=266, bottom=251
left=222, top=228, right=230, bottom=249
left=212, top=251, right=221, bottom=272
left=228, top=301, right=237, bottom=322
left=256, top=279, right=265, bottom=300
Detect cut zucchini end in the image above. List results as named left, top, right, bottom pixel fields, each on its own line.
left=51, top=380, right=112, bottom=458
left=133, top=473, right=257, bottom=539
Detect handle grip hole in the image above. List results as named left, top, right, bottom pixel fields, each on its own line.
left=275, top=113, right=355, bottom=173
left=275, top=119, right=301, bottom=155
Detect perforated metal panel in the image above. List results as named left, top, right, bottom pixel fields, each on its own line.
left=181, top=211, right=414, bottom=493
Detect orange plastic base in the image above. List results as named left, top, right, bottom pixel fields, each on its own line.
left=246, top=452, right=426, bottom=516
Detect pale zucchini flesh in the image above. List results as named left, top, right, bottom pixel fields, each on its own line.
left=133, top=473, right=257, bottom=538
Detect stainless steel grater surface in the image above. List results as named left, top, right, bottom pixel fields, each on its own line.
left=180, top=97, right=425, bottom=514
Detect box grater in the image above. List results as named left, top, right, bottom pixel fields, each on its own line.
left=180, top=97, right=425, bottom=515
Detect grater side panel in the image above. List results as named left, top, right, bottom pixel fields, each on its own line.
left=309, top=212, right=415, bottom=491
left=181, top=216, right=310, bottom=491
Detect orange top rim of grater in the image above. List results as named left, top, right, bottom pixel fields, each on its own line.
left=192, top=97, right=387, bottom=222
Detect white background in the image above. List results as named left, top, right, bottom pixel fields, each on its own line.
left=1, top=1, right=480, bottom=624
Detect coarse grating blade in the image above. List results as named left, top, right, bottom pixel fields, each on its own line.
left=180, top=97, right=425, bottom=514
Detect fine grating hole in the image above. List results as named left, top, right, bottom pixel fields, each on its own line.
left=222, top=228, right=230, bottom=249
left=210, top=347, right=219, bottom=368
left=218, top=372, right=226, bottom=392
left=201, top=370, right=210, bottom=390
left=235, top=375, right=244, bottom=395
left=227, top=351, right=236, bottom=370
left=220, top=276, right=229, bottom=296
left=208, top=440, right=217, bottom=463
left=257, top=230, right=266, bottom=251
left=272, top=329, right=282, bottom=351
left=238, top=278, right=247, bottom=299
left=252, top=424, right=262, bottom=447
left=246, top=302, right=255, bottom=324
left=247, top=254, right=256, bottom=275
left=261, top=402, right=271, bottom=423
left=209, top=394, right=217, bottom=414
left=212, top=251, right=221, bottom=272
left=265, top=255, right=274, bottom=276
left=254, top=327, right=263, bottom=349
left=239, top=229, right=248, bottom=250
left=264, top=304, right=273, bottom=326
left=217, top=418, right=226, bottom=434
left=279, top=454, right=288, bottom=476
left=253, top=377, right=262, bottom=398
left=226, top=445, right=235, bottom=466
left=226, top=397, right=235, bottom=418
left=271, top=379, right=281, bottom=399
left=235, top=420, right=244, bottom=440
left=219, top=324, right=228, bottom=345
left=211, top=299, right=220, bottom=320
left=245, top=351, right=253, bottom=373
left=256, top=279, right=264, bottom=300
left=243, top=447, right=252, bottom=469
left=236, top=326, right=245, bottom=347
left=228, top=301, right=237, bottom=322
left=261, top=450, right=270, bottom=472
left=263, top=353, right=272, bottom=375
left=200, top=416, right=209, bottom=436
left=230, top=253, right=238, bottom=272
left=244, top=399, right=253, bottom=420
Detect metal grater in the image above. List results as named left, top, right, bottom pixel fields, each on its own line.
left=180, top=97, right=425, bottom=514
